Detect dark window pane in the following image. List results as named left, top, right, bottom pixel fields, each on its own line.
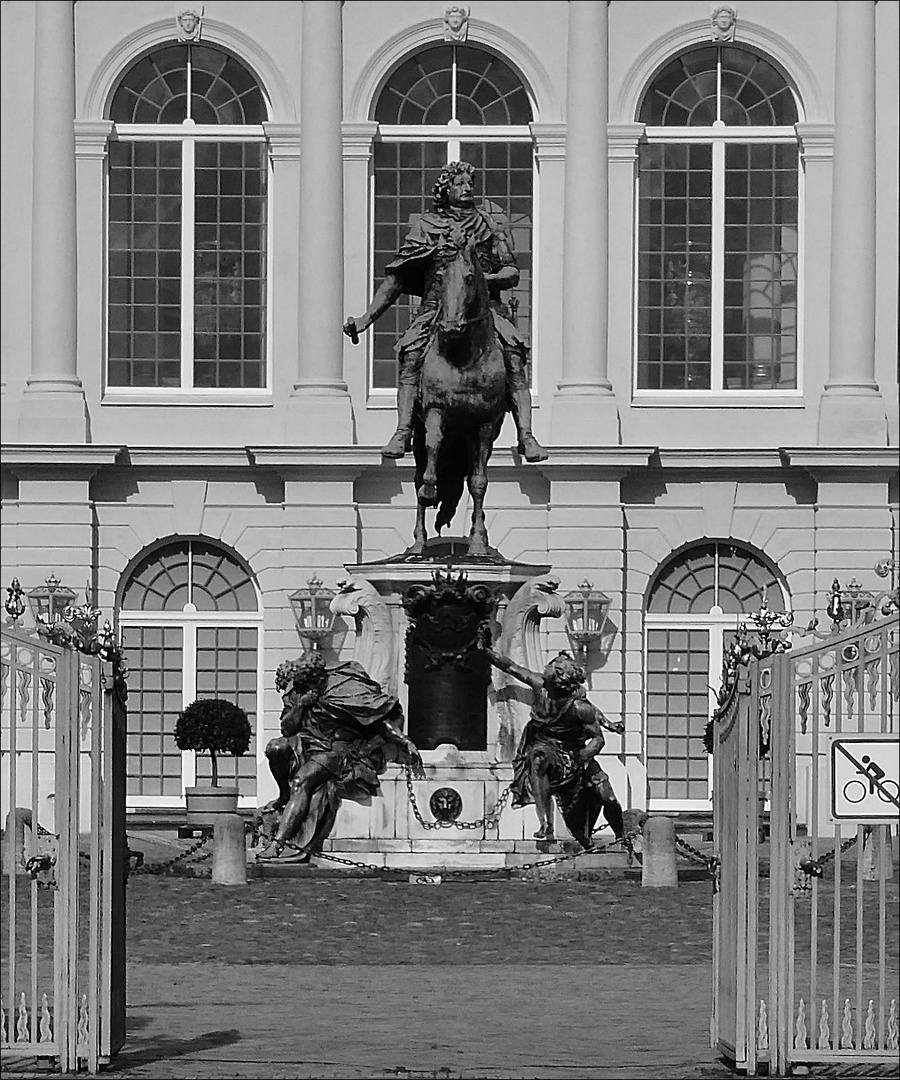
left=107, top=141, right=182, bottom=387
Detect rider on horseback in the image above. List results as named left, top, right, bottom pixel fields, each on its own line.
left=343, top=161, right=547, bottom=464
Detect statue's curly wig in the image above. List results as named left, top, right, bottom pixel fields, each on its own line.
left=542, top=651, right=586, bottom=694
left=432, top=160, right=477, bottom=209
left=275, top=654, right=328, bottom=695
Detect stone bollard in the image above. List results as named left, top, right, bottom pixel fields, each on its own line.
left=642, top=815, right=678, bottom=888
left=212, top=814, right=247, bottom=886
left=862, top=825, right=895, bottom=881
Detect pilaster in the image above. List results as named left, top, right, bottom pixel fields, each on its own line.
left=20, top=0, right=88, bottom=443
left=342, top=120, right=379, bottom=429
left=74, top=121, right=114, bottom=409
left=552, top=0, right=619, bottom=446
left=291, top=0, right=353, bottom=443
left=818, top=2, right=886, bottom=445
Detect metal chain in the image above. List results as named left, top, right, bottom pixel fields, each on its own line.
left=675, top=835, right=720, bottom=881
left=798, top=832, right=860, bottom=880
left=404, top=766, right=513, bottom=831
left=276, top=833, right=627, bottom=879
left=129, top=834, right=212, bottom=876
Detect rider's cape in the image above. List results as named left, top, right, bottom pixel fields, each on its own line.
left=385, top=207, right=526, bottom=355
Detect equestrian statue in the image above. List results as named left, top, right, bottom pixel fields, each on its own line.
left=344, top=161, right=547, bottom=558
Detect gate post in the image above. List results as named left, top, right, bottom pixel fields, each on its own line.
left=767, top=650, right=794, bottom=1077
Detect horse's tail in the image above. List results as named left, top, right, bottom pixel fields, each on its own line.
left=434, top=430, right=470, bottom=533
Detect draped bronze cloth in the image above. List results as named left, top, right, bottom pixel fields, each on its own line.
left=279, top=661, right=413, bottom=805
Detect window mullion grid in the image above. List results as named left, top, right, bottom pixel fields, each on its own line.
left=710, top=139, right=725, bottom=392
left=180, top=137, right=196, bottom=389
left=181, top=623, right=197, bottom=792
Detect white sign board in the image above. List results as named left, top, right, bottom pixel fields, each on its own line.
left=828, top=734, right=900, bottom=823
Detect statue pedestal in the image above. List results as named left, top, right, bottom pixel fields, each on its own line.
left=312, top=540, right=620, bottom=871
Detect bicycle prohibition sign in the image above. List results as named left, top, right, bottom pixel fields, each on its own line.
left=829, top=734, right=900, bottom=822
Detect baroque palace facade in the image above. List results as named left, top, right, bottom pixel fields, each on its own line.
left=1, top=1, right=897, bottom=856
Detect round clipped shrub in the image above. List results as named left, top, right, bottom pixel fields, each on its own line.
left=174, top=698, right=251, bottom=787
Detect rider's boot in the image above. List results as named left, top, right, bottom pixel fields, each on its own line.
left=382, top=384, right=416, bottom=458
left=509, top=385, right=548, bottom=463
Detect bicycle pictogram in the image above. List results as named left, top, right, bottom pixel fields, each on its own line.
left=842, top=754, right=900, bottom=805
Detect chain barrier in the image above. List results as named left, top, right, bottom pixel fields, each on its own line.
left=403, top=766, right=513, bottom=831
left=797, top=832, right=860, bottom=882
left=674, top=834, right=720, bottom=884
left=274, top=832, right=627, bottom=880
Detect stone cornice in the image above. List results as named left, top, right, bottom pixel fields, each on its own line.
left=779, top=448, right=899, bottom=475
left=74, top=120, right=115, bottom=159
left=263, top=122, right=301, bottom=161
left=0, top=445, right=124, bottom=478
left=796, top=123, right=834, bottom=162
left=342, top=121, right=380, bottom=161
left=121, top=448, right=253, bottom=468
left=530, top=123, right=566, bottom=162
left=608, top=123, right=646, bottom=162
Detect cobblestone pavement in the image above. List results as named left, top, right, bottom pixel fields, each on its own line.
left=3, top=872, right=898, bottom=1079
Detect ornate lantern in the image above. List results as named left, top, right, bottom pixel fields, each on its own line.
left=563, top=580, right=611, bottom=658
left=288, top=575, right=337, bottom=651
left=27, top=573, right=76, bottom=627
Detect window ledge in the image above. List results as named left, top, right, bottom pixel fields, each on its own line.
left=630, top=393, right=804, bottom=409
left=102, top=392, right=274, bottom=407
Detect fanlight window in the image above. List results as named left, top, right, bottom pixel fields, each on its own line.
left=644, top=542, right=788, bottom=805
left=370, top=45, right=534, bottom=390
left=639, top=47, right=798, bottom=127
left=110, top=45, right=267, bottom=125
left=120, top=539, right=258, bottom=611
left=647, top=541, right=786, bottom=614
left=635, top=47, right=800, bottom=394
left=107, top=45, right=268, bottom=392
left=374, top=44, right=532, bottom=125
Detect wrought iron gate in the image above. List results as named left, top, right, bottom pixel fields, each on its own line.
left=712, top=612, right=899, bottom=1076
left=1, top=625, right=126, bottom=1072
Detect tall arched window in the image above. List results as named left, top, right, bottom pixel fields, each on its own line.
left=636, top=47, right=800, bottom=395
left=107, top=45, right=269, bottom=392
left=370, top=44, right=534, bottom=390
left=644, top=541, right=788, bottom=808
left=118, top=539, right=263, bottom=807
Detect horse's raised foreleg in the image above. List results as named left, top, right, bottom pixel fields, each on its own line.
left=417, top=408, right=443, bottom=508
left=466, top=423, right=495, bottom=556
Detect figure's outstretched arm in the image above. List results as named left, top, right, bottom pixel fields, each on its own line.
left=484, top=648, right=543, bottom=691
left=344, top=274, right=404, bottom=337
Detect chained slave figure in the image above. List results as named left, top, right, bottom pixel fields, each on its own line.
left=256, top=655, right=425, bottom=861
left=484, top=648, right=626, bottom=849
left=343, top=160, right=547, bottom=465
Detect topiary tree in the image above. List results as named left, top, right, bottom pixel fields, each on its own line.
left=174, top=699, right=252, bottom=787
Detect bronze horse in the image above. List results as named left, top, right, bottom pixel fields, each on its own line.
left=409, top=238, right=507, bottom=557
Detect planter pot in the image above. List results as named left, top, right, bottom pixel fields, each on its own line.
left=184, top=785, right=239, bottom=826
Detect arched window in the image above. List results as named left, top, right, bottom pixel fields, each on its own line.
left=644, top=541, right=788, bottom=808
left=107, top=45, right=269, bottom=393
left=635, top=46, right=800, bottom=395
left=118, top=539, right=263, bottom=807
left=370, top=44, right=534, bottom=389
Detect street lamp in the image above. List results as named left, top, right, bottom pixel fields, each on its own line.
left=288, top=574, right=337, bottom=652
left=563, top=580, right=611, bottom=659
left=27, top=573, right=76, bottom=628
